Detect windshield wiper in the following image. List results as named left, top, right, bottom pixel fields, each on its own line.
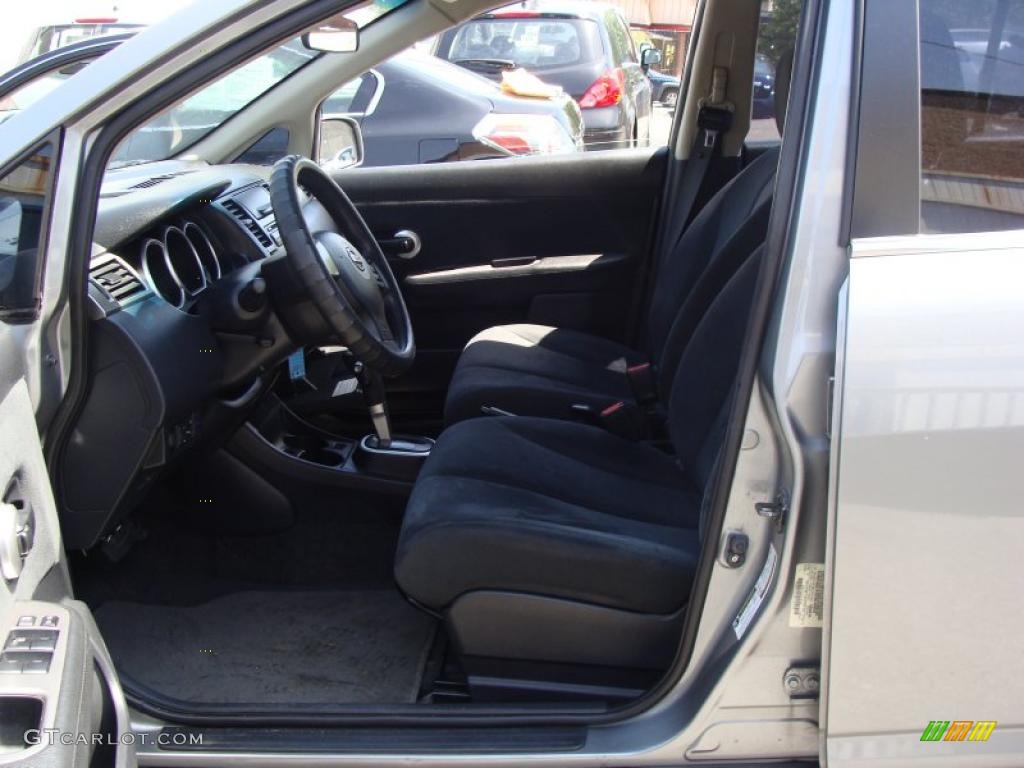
left=453, top=58, right=516, bottom=70
left=107, top=158, right=160, bottom=170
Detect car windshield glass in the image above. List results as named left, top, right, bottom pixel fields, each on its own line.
left=110, top=0, right=410, bottom=169
left=449, top=17, right=600, bottom=69
left=111, top=38, right=315, bottom=168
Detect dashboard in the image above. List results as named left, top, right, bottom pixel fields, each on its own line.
left=89, top=162, right=282, bottom=311
left=62, top=161, right=296, bottom=550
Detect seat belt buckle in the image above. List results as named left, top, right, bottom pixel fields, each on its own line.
left=625, top=362, right=657, bottom=405
left=599, top=400, right=645, bottom=441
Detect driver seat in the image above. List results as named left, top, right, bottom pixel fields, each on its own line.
left=396, top=241, right=767, bottom=692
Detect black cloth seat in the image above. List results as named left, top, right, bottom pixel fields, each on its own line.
left=397, top=245, right=766, bottom=616
left=443, top=53, right=793, bottom=427
left=444, top=324, right=644, bottom=423
left=395, top=416, right=702, bottom=614
left=444, top=147, right=779, bottom=425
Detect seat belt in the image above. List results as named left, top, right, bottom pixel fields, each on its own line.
left=661, top=67, right=735, bottom=264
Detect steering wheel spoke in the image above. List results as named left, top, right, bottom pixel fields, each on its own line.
left=269, top=156, right=415, bottom=377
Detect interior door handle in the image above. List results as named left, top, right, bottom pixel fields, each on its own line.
left=0, top=499, right=32, bottom=581
left=377, top=230, right=421, bottom=260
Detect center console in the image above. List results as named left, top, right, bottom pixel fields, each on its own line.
left=220, top=348, right=436, bottom=509
left=236, top=400, right=434, bottom=494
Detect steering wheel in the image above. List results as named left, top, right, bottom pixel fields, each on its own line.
left=268, top=156, right=415, bottom=377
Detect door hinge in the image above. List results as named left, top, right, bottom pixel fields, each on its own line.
left=755, top=491, right=789, bottom=532
left=784, top=665, right=820, bottom=699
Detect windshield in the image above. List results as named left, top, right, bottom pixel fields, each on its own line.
left=109, top=0, right=411, bottom=169
left=110, top=38, right=316, bottom=168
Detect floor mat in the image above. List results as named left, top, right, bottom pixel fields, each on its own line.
left=96, top=590, right=436, bottom=705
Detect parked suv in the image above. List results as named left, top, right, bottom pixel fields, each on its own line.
left=434, top=2, right=656, bottom=149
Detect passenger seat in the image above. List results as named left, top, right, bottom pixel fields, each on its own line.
left=442, top=62, right=790, bottom=426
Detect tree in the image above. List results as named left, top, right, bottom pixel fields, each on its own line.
left=757, top=0, right=803, bottom=66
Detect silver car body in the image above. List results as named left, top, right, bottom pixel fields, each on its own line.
left=0, top=0, right=1022, bottom=765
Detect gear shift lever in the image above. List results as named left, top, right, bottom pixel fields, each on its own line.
left=355, top=363, right=392, bottom=448
left=351, top=362, right=434, bottom=478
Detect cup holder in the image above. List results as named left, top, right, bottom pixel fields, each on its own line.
left=280, top=433, right=349, bottom=467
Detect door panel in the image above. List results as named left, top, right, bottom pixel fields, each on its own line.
left=0, top=138, right=133, bottom=766
left=826, top=234, right=1024, bottom=765
left=333, top=146, right=667, bottom=420
left=0, top=380, right=133, bottom=768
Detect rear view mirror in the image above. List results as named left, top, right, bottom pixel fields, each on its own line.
left=303, top=15, right=359, bottom=53
left=319, top=116, right=364, bottom=171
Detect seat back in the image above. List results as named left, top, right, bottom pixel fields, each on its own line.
left=646, top=150, right=777, bottom=372
left=645, top=49, right=793, bottom=381
left=666, top=244, right=766, bottom=490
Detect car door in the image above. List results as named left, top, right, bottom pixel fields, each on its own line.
left=333, top=145, right=668, bottom=424
left=0, top=35, right=129, bottom=125
left=826, top=0, right=1024, bottom=763
left=0, top=137, right=134, bottom=768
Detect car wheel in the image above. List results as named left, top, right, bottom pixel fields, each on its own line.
left=662, top=88, right=678, bottom=108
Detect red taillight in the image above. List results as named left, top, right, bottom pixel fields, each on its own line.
left=578, top=69, right=625, bottom=109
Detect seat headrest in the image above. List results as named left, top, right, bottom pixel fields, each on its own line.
left=773, top=49, right=793, bottom=136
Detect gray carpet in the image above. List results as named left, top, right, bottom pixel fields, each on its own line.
left=96, top=590, right=436, bottom=705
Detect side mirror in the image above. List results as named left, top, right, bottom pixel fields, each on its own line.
left=641, top=47, right=662, bottom=71
left=319, top=116, right=365, bottom=171
left=303, top=15, right=359, bottom=53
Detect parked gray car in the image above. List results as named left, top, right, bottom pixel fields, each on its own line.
left=434, top=2, right=657, bottom=149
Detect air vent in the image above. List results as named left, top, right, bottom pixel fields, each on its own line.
left=128, top=170, right=195, bottom=190
left=222, top=198, right=274, bottom=249
left=89, top=254, right=148, bottom=306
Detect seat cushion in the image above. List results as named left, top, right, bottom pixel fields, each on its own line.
left=443, top=324, right=644, bottom=425
left=395, top=416, right=702, bottom=614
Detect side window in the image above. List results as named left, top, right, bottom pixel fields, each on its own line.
left=606, top=13, right=635, bottom=64
left=919, top=0, right=1024, bottom=233
left=0, top=143, right=55, bottom=321
left=234, top=127, right=291, bottom=166
left=0, top=60, right=95, bottom=126
left=318, top=2, right=698, bottom=167
left=752, top=0, right=804, bottom=146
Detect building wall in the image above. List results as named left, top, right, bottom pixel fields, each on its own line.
left=607, top=0, right=699, bottom=27
left=606, top=0, right=697, bottom=76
